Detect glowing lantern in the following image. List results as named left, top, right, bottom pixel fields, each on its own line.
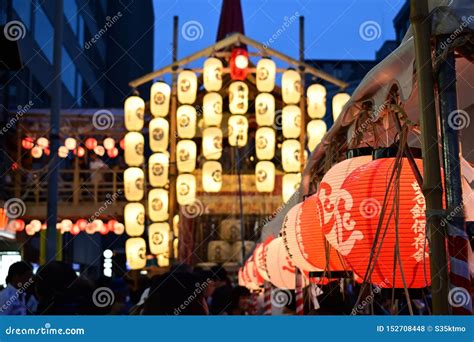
left=124, top=96, right=145, bottom=131
left=281, top=139, right=302, bottom=172
left=255, top=127, right=275, bottom=160
left=202, top=161, right=222, bottom=193
left=31, top=146, right=43, bottom=158
left=203, top=57, right=223, bottom=91
left=202, top=127, right=222, bottom=160
left=244, top=256, right=262, bottom=290
left=264, top=237, right=296, bottom=289
left=255, top=161, right=275, bottom=193
left=148, top=223, right=170, bottom=255
left=208, top=241, right=231, bottom=263
left=282, top=173, right=301, bottom=203
left=85, top=138, right=97, bottom=150
left=149, top=117, right=169, bottom=152
left=177, top=105, right=197, bottom=138
left=124, top=167, right=144, bottom=201
left=126, top=237, right=147, bottom=270
left=70, top=223, right=80, bottom=235
left=22, top=137, right=34, bottom=150
left=228, top=115, right=248, bottom=147
left=25, top=224, right=35, bottom=236
left=282, top=69, right=301, bottom=104
left=282, top=105, right=301, bottom=139
left=255, top=93, right=275, bottom=126
left=85, top=222, right=96, bottom=234
left=336, top=158, right=430, bottom=288
left=203, top=92, right=223, bottom=126
left=149, top=152, right=169, bottom=187
left=91, top=220, right=105, bottom=234
left=229, top=47, right=248, bottom=81
left=176, top=174, right=196, bottom=205
left=253, top=242, right=270, bottom=281
left=173, top=239, right=179, bottom=259
left=58, top=146, right=69, bottom=158
left=13, top=219, right=26, bottom=232
left=124, top=132, right=144, bottom=166
left=60, top=219, right=73, bottom=234
left=119, top=139, right=125, bottom=150
left=65, top=137, right=77, bottom=150
left=36, top=137, right=49, bottom=149
left=29, top=220, right=41, bottom=232
left=256, top=58, right=276, bottom=92
left=148, top=189, right=169, bottom=222
left=307, top=84, right=327, bottom=119
left=176, top=140, right=196, bottom=173
left=307, top=120, right=327, bottom=152
left=124, top=202, right=145, bottom=237
left=173, top=214, right=179, bottom=237
left=107, top=147, right=119, bottom=158
left=76, top=146, right=85, bottom=157
left=157, top=254, right=170, bottom=267
left=177, top=70, right=197, bottom=104
left=103, top=137, right=115, bottom=150
left=332, top=93, right=350, bottom=122
left=94, top=145, right=105, bottom=156
left=114, top=222, right=125, bottom=235
left=107, top=220, right=118, bottom=232
left=150, top=81, right=171, bottom=117
left=76, top=219, right=88, bottom=231
left=228, top=82, right=248, bottom=114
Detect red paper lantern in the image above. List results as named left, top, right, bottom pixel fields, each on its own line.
left=85, top=138, right=98, bottom=150
left=230, top=47, right=248, bottom=81
left=119, top=138, right=125, bottom=150
left=75, top=146, right=85, bottom=157
left=264, top=237, right=296, bottom=289
left=244, top=255, right=263, bottom=289
left=339, top=158, right=430, bottom=288
left=22, top=137, right=34, bottom=150
left=70, top=224, right=81, bottom=235
left=76, top=219, right=88, bottom=231
left=13, top=219, right=25, bottom=232
left=253, top=238, right=273, bottom=282
left=107, top=147, right=119, bottom=158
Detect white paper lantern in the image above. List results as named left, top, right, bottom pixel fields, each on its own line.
left=150, top=81, right=171, bottom=117
left=255, top=93, right=275, bottom=126
left=332, top=92, right=350, bottom=122
left=228, top=81, right=248, bottom=114
left=281, top=139, right=302, bottom=172
left=126, top=237, right=147, bottom=270
left=176, top=140, right=196, bottom=173
left=124, top=167, right=145, bottom=201
left=173, top=238, right=179, bottom=259
left=124, top=202, right=145, bottom=236
left=31, top=146, right=43, bottom=158
left=307, top=119, right=327, bottom=152
left=60, top=219, right=73, bottom=233
left=282, top=69, right=301, bottom=104
left=265, top=237, right=296, bottom=289
left=103, top=137, right=115, bottom=150
left=36, top=137, right=49, bottom=149
left=202, top=127, right=223, bottom=160
left=282, top=105, right=301, bottom=139
left=157, top=254, right=170, bottom=267
left=148, top=222, right=170, bottom=255
left=149, top=117, right=169, bottom=152
left=256, top=58, right=276, bottom=92
left=254, top=243, right=270, bottom=281
left=177, top=70, right=197, bottom=104
left=148, top=152, right=169, bottom=187
left=255, top=161, right=275, bottom=193
left=203, top=92, right=223, bottom=127
left=203, top=57, right=223, bottom=91
left=282, top=173, right=301, bottom=203
left=208, top=240, right=231, bottom=263
left=94, top=145, right=105, bottom=156
left=255, top=127, right=276, bottom=160
left=124, top=96, right=145, bottom=131
left=202, top=161, right=222, bottom=193
left=148, top=189, right=169, bottom=222
left=228, top=115, right=248, bottom=147
left=124, top=132, right=144, bottom=166
left=176, top=174, right=196, bottom=205
left=58, top=146, right=69, bottom=158
left=173, top=214, right=179, bottom=237
left=177, top=105, right=197, bottom=139
left=307, top=84, right=326, bottom=119
left=65, top=137, right=77, bottom=150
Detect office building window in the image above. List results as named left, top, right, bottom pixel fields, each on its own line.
left=61, top=47, right=76, bottom=95
left=34, top=6, right=54, bottom=63
left=64, top=0, right=78, bottom=34
left=13, top=0, right=31, bottom=28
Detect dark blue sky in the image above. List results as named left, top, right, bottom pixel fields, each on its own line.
left=153, top=0, right=405, bottom=70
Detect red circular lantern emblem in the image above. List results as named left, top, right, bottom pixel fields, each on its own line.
left=230, top=47, right=249, bottom=81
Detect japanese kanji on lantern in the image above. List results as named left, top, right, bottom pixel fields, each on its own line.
left=148, top=223, right=170, bottom=255
left=149, top=117, right=169, bottom=152
left=124, top=95, right=145, bottom=131
left=264, top=236, right=297, bottom=289
left=148, top=152, right=169, bottom=187
left=203, top=57, right=223, bottom=91
left=256, top=58, right=276, bottom=92
left=150, top=81, right=171, bottom=117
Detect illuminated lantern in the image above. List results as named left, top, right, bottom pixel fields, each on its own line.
left=307, top=120, right=327, bottom=152
left=65, top=137, right=77, bottom=150
left=76, top=219, right=88, bottom=231
left=85, top=222, right=96, bottom=234
left=253, top=242, right=270, bottom=281
left=177, top=105, right=197, bottom=139
left=124, top=167, right=144, bottom=201
left=228, top=81, right=248, bottom=114
left=119, top=138, right=125, bottom=150
left=124, top=202, right=145, bottom=236
left=31, top=146, right=43, bottom=158
left=148, top=189, right=169, bottom=222
left=177, top=70, right=197, bottom=104
left=203, top=92, right=223, bottom=126
left=30, top=219, right=42, bottom=232
left=124, top=96, right=145, bottom=131
left=58, top=146, right=69, bottom=158
left=307, top=84, right=327, bottom=119
left=228, top=115, right=248, bottom=147
left=202, top=161, right=222, bottom=193
left=255, top=161, right=275, bottom=193
left=92, top=220, right=105, bottom=234
left=176, top=174, right=196, bottom=205
left=70, top=223, right=80, bottom=235
left=281, top=139, right=302, bottom=172
left=231, top=241, right=255, bottom=264
left=103, top=137, right=115, bottom=150
left=332, top=92, right=350, bottom=122
left=256, top=58, right=276, bottom=92
left=124, top=132, right=144, bottom=166
left=244, top=257, right=262, bottom=290
left=148, top=222, right=170, bottom=255
left=173, top=239, right=179, bottom=260
left=60, top=219, right=73, bottom=234
left=150, top=81, right=171, bottom=117
left=126, top=237, right=147, bottom=270
left=85, top=138, right=98, bottom=150
left=157, top=254, right=170, bottom=267
left=203, top=57, right=223, bottom=91
left=149, top=117, right=169, bottom=152
left=255, top=127, right=275, bottom=160
left=25, top=224, right=35, bottom=236
left=13, top=219, right=26, bottom=232
left=107, top=219, right=118, bottom=232
left=107, top=147, right=119, bottom=158
left=282, top=69, right=301, bottom=104
left=114, top=222, right=125, bottom=235
left=22, top=137, right=34, bottom=150
left=76, top=146, right=86, bottom=157
left=94, top=145, right=105, bottom=156
left=282, top=105, right=301, bottom=139
left=282, top=173, right=301, bottom=203
left=173, top=214, right=179, bottom=237
left=176, top=140, right=196, bottom=173
left=316, top=155, right=372, bottom=251
left=229, top=47, right=248, bottom=81
left=264, top=237, right=296, bottom=289
left=43, top=148, right=50, bottom=156
left=207, top=240, right=231, bottom=263
left=337, top=158, right=430, bottom=288
left=255, top=93, right=275, bottom=126
left=36, top=137, right=49, bottom=149
left=148, top=152, right=169, bottom=187
left=202, top=127, right=222, bottom=160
